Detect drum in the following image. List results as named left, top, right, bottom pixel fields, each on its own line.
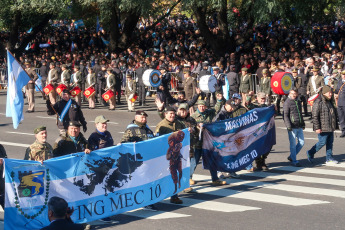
left=308, top=94, right=319, bottom=106
left=143, top=69, right=162, bottom=87
left=56, top=84, right=67, bottom=96
left=129, top=93, right=138, bottom=102
left=70, top=86, right=82, bottom=97
left=43, top=84, right=54, bottom=95
left=271, top=72, right=294, bottom=95
left=199, top=75, right=217, bottom=93
left=102, top=90, right=115, bottom=102
left=83, top=86, right=96, bottom=99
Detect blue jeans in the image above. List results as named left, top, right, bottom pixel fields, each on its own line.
left=308, top=132, right=334, bottom=161
left=288, top=128, right=305, bottom=164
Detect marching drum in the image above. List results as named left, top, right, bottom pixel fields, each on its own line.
left=199, top=75, right=217, bottom=93
left=143, top=69, right=162, bottom=87
left=43, top=84, right=54, bottom=95
left=102, top=90, right=115, bottom=102
left=70, top=86, right=82, bottom=97
left=83, top=86, right=96, bottom=99
left=271, top=72, right=294, bottom=95
left=308, top=94, right=319, bottom=106
left=56, top=84, right=67, bottom=96
left=129, top=93, right=138, bottom=102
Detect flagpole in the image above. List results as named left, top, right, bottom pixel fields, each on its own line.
left=7, top=49, right=59, bottom=117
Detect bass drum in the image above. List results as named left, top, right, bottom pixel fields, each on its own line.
left=199, top=75, right=217, bottom=93
left=143, top=69, right=162, bottom=87
left=271, top=72, right=294, bottom=95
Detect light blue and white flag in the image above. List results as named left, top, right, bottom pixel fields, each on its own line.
left=202, top=106, right=276, bottom=172
left=101, top=37, right=110, bottom=46
left=74, top=19, right=85, bottom=29
left=4, top=130, right=190, bottom=230
left=35, top=73, right=42, bottom=92
left=6, top=51, right=31, bottom=129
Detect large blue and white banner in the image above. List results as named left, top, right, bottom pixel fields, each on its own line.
left=202, top=106, right=276, bottom=172
left=4, top=130, right=190, bottom=230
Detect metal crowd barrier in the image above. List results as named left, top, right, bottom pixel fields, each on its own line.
left=0, top=68, right=41, bottom=89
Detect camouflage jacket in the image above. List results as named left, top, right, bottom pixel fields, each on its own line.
left=192, top=108, right=218, bottom=149
left=176, top=115, right=197, bottom=155
left=155, top=118, right=186, bottom=136
left=121, top=120, right=155, bottom=143
left=24, top=140, right=53, bottom=161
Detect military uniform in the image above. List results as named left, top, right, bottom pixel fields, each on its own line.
left=307, top=75, right=325, bottom=96
left=106, top=71, right=116, bottom=110
left=121, top=120, right=154, bottom=143
left=86, top=72, right=96, bottom=109
left=53, top=132, right=89, bottom=157
left=125, top=76, right=136, bottom=112
left=183, top=76, right=197, bottom=100
left=60, top=69, right=71, bottom=87
left=215, top=105, right=247, bottom=121
left=239, top=73, right=253, bottom=94
left=72, top=70, right=82, bottom=106
left=295, top=73, right=309, bottom=116
left=24, top=140, right=53, bottom=161
left=260, top=76, right=271, bottom=104
left=25, top=67, right=38, bottom=112
left=47, top=67, right=59, bottom=105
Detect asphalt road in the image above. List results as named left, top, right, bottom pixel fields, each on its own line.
left=1, top=91, right=345, bottom=230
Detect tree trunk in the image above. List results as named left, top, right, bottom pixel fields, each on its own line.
left=193, top=6, right=235, bottom=58
left=108, top=2, right=120, bottom=52
left=6, top=11, right=22, bottom=55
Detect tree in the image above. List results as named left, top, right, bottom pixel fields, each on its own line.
left=0, top=0, right=68, bottom=57
left=79, top=0, right=182, bottom=53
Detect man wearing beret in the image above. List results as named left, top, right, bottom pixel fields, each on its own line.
left=155, top=106, right=185, bottom=204
left=120, top=110, right=157, bottom=211
left=24, top=61, right=39, bottom=113
left=46, top=89, right=87, bottom=136
left=53, top=121, right=91, bottom=157
left=215, top=98, right=247, bottom=121
left=306, top=85, right=339, bottom=165
left=24, top=126, right=53, bottom=161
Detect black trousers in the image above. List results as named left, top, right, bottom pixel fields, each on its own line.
left=299, top=94, right=308, bottom=115
left=138, top=85, right=146, bottom=105
left=115, top=86, right=121, bottom=103
left=338, top=106, right=345, bottom=134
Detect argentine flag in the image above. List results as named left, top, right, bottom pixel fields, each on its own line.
left=6, top=51, right=31, bottom=129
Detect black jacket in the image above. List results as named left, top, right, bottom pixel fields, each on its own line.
left=312, top=94, right=338, bottom=132
left=88, top=130, right=114, bottom=150
left=335, top=79, right=345, bottom=107
left=40, top=219, right=84, bottom=230
left=283, top=97, right=305, bottom=129
left=53, top=133, right=89, bottom=157
left=47, top=99, right=87, bottom=130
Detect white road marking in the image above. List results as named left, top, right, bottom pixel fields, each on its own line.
left=271, top=166, right=345, bottom=177
left=36, top=116, right=56, bottom=119
left=321, top=162, right=345, bottom=168
left=0, top=141, right=29, bottom=148
left=229, top=178, right=345, bottom=199
left=118, top=132, right=124, bottom=134
left=235, top=171, right=345, bottom=187
left=277, top=127, right=341, bottom=134
left=6, top=131, right=34, bottom=136
left=124, top=209, right=190, bottom=219
left=0, top=113, right=5, bottom=115
left=193, top=174, right=330, bottom=206
left=162, top=197, right=260, bottom=212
